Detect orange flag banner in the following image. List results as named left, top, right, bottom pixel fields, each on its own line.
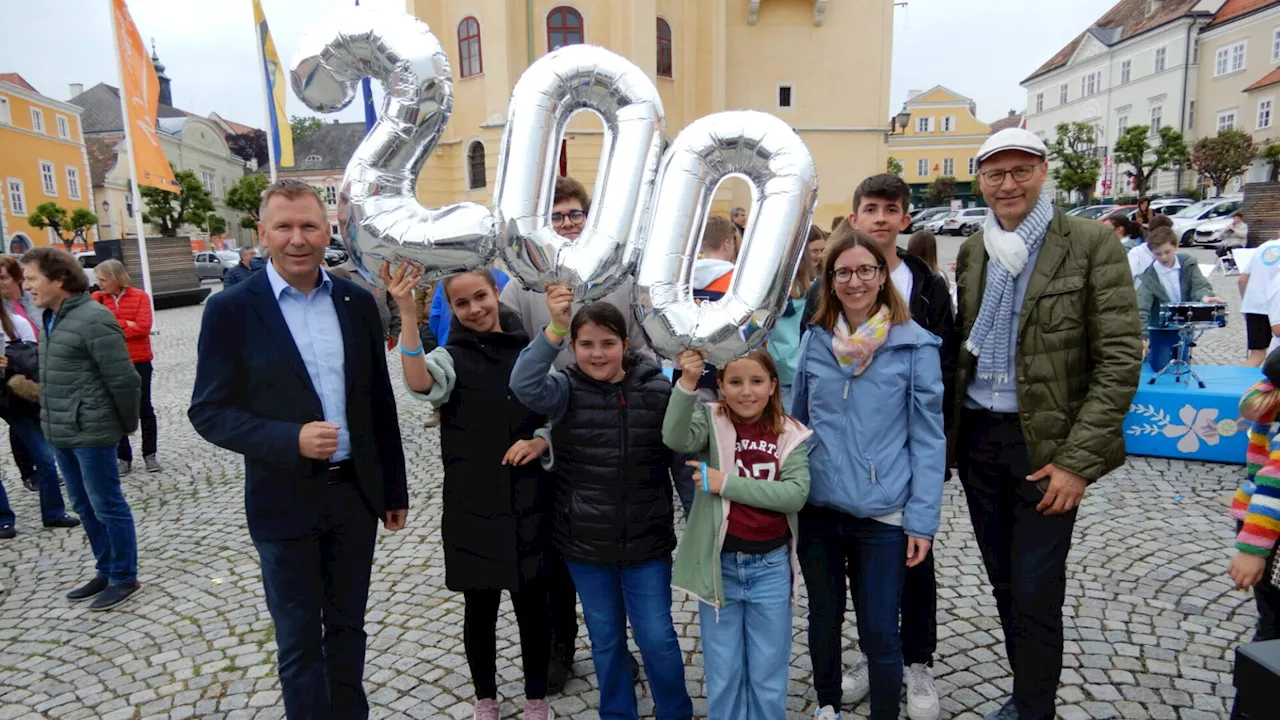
left=111, top=0, right=176, bottom=192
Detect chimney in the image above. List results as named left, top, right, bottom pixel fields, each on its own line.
left=69, top=83, right=83, bottom=99
left=906, top=88, right=923, bottom=102
left=332, top=119, right=339, bottom=124
left=1008, top=110, right=1016, bottom=117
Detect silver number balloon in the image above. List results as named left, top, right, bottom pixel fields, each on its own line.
left=493, top=45, right=664, bottom=301
left=634, top=111, right=818, bottom=367
left=290, top=7, right=496, bottom=284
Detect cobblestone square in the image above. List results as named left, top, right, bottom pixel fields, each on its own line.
left=0, top=251, right=1265, bottom=719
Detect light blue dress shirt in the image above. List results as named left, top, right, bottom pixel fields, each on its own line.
left=965, top=242, right=1042, bottom=414
left=266, top=261, right=350, bottom=462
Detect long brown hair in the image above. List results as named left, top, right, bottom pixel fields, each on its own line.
left=716, top=349, right=789, bottom=435
left=906, top=230, right=940, bottom=275
left=810, top=227, right=911, bottom=331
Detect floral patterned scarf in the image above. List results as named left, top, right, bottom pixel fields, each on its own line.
left=832, top=306, right=891, bottom=376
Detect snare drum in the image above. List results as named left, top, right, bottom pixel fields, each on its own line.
left=1158, top=302, right=1227, bottom=328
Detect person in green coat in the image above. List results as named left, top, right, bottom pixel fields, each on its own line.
left=662, top=348, right=810, bottom=720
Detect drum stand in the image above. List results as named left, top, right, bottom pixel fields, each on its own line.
left=1148, top=325, right=1205, bottom=388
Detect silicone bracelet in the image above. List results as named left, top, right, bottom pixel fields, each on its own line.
left=701, top=462, right=709, bottom=493
left=549, top=322, right=570, bottom=337
left=400, top=343, right=424, bottom=357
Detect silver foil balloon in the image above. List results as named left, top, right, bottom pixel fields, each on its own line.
left=634, top=111, right=818, bottom=367
left=291, top=7, right=497, bottom=285
left=493, top=45, right=664, bottom=301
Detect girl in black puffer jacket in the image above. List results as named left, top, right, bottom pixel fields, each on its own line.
left=511, top=290, right=693, bottom=720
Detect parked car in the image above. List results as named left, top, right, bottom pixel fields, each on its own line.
left=1171, top=197, right=1244, bottom=246
left=908, top=207, right=951, bottom=232
left=923, top=213, right=951, bottom=233
left=194, top=251, right=239, bottom=280
left=940, top=207, right=990, bottom=236
left=75, top=251, right=99, bottom=290
left=1068, top=205, right=1116, bottom=220
left=1150, top=198, right=1194, bottom=216
left=325, top=236, right=351, bottom=269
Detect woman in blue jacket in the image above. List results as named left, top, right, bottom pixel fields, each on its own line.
left=790, top=230, right=945, bottom=720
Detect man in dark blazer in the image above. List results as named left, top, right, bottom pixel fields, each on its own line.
left=189, top=180, right=408, bottom=720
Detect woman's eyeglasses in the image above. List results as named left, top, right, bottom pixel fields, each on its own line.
left=552, top=210, right=586, bottom=226
left=832, top=265, right=883, bottom=284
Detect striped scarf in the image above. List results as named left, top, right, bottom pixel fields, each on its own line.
left=965, top=193, right=1054, bottom=382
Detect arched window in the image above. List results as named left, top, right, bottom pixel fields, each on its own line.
left=547, top=6, right=584, bottom=51
left=458, top=17, right=482, bottom=78
left=468, top=141, right=486, bottom=190
left=656, top=18, right=673, bottom=78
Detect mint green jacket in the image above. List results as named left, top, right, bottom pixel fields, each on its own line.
left=662, top=386, right=812, bottom=609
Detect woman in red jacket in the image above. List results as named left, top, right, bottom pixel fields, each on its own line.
left=92, top=260, right=159, bottom=474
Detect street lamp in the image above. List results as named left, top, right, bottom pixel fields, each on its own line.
left=888, top=108, right=912, bottom=136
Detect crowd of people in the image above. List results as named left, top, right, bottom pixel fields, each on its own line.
left=6, top=124, right=1277, bottom=720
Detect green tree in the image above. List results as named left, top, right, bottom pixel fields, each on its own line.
left=141, top=166, right=215, bottom=237
left=206, top=215, right=228, bottom=236
left=1259, top=140, right=1280, bottom=182
left=1112, top=125, right=1189, bottom=198
left=289, top=115, right=323, bottom=143
left=887, top=156, right=904, bottom=176
left=226, top=174, right=271, bottom=233
left=1048, top=121, right=1102, bottom=203
left=1190, top=128, right=1258, bottom=197
left=27, top=203, right=99, bottom=251
left=926, top=176, right=957, bottom=205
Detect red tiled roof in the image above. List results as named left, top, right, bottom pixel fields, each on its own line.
left=1210, top=0, right=1279, bottom=27
left=0, top=73, right=37, bottom=93
left=220, top=117, right=257, bottom=135
left=84, top=134, right=123, bottom=187
left=1024, top=0, right=1206, bottom=83
left=989, top=113, right=1025, bottom=133
left=1245, top=68, right=1280, bottom=92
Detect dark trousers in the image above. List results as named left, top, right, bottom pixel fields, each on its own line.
left=1230, top=535, right=1280, bottom=719
left=546, top=547, right=580, bottom=661
left=117, top=361, right=156, bottom=461
left=848, top=537, right=937, bottom=666
left=799, top=504, right=908, bottom=720
left=253, top=478, right=376, bottom=720
left=10, top=424, right=34, bottom=479
left=959, top=409, right=1077, bottom=720
left=463, top=586, right=551, bottom=700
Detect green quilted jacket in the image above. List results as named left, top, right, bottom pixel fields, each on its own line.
left=38, top=292, right=141, bottom=447
left=954, top=209, right=1143, bottom=481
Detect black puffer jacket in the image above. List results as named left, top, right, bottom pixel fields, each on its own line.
left=550, top=354, right=675, bottom=565
left=439, top=307, right=552, bottom=591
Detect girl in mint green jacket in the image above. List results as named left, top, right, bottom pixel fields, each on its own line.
left=662, top=348, right=811, bottom=720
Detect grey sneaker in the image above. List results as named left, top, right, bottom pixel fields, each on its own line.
left=905, top=663, right=940, bottom=720
left=424, top=411, right=441, bottom=428
left=473, top=698, right=499, bottom=720
left=840, top=651, right=869, bottom=708
left=118, top=460, right=132, bottom=476
left=143, top=455, right=161, bottom=473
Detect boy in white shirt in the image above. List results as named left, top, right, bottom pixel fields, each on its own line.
left=1240, top=237, right=1280, bottom=366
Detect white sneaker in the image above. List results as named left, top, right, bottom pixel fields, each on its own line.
left=813, top=705, right=841, bottom=720
left=840, top=651, right=870, bottom=708
left=904, top=663, right=941, bottom=720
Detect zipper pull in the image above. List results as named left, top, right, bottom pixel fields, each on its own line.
left=870, top=461, right=878, bottom=484
left=620, top=393, right=626, bottom=406
left=842, top=379, right=850, bottom=400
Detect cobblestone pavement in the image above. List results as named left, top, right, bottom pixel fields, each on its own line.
left=0, top=257, right=1263, bottom=719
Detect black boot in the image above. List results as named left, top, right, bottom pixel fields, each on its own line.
left=547, top=643, right=572, bottom=695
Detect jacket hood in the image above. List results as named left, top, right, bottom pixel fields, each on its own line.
left=446, top=303, right=529, bottom=347
left=692, top=259, right=735, bottom=290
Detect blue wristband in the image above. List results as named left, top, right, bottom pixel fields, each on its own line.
left=701, top=462, right=709, bottom=493
left=400, top=343, right=423, bottom=357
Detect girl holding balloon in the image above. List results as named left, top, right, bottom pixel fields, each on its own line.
left=663, top=347, right=811, bottom=719
left=509, top=287, right=693, bottom=720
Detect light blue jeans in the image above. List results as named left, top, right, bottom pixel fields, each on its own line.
left=699, top=544, right=793, bottom=720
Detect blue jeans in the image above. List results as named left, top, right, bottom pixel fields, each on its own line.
left=12, top=415, right=67, bottom=524
left=799, top=505, right=908, bottom=720
left=54, top=444, right=137, bottom=585
left=565, top=558, right=693, bottom=720
left=699, top=545, right=793, bottom=720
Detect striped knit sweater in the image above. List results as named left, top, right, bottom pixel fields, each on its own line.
left=1233, top=419, right=1280, bottom=557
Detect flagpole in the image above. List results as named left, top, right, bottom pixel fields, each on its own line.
left=107, top=0, right=155, bottom=305
left=254, top=2, right=279, bottom=184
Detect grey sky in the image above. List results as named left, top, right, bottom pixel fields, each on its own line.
left=1, top=0, right=1120, bottom=131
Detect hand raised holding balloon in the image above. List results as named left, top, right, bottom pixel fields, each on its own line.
left=676, top=350, right=705, bottom=392
left=543, top=285, right=574, bottom=345
left=380, top=261, right=421, bottom=316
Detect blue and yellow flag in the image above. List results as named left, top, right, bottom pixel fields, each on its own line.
left=254, top=0, right=294, bottom=167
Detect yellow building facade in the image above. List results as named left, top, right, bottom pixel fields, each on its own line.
left=0, top=75, right=95, bottom=253
left=887, top=86, right=992, bottom=208
left=405, top=0, right=892, bottom=223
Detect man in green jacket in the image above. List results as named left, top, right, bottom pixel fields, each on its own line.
left=953, top=129, right=1142, bottom=720
left=22, top=247, right=141, bottom=612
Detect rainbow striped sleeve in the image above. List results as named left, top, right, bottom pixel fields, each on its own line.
left=1237, top=421, right=1280, bottom=557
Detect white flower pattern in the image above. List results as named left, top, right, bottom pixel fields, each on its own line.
left=1161, top=405, right=1221, bottom=453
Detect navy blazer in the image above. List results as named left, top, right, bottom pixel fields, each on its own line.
left=189, top=269, right=408, bottom=541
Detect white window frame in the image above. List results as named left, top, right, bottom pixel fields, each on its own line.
left=29, top=107, right=43, bottom=133
left=1154, top=46, right=1166, bottom=73
left=55, top=114, right=69, bottom=139
left=1216, top=46, right=1230, bottom=76
left=324, top=185, right=338, bottom=207
left=942, top=158, right=955, bottom=176
left=942, top=116, right=955, bottom=132
left=776, top=83, right=794, bottom=110
left=916, top=116, right=934, bottom=133
left=65, top=166, right=81, bottom=200
left=1218, top=109, right=1238, bottom=132
left=1121, top=59, right=1131, bottom=84
left=1228, top=41, right=1247, bottom=74
left=917, top=158, right=929, bottom=177
left=200, top=170, right=216, bottom=195
left=1273, top=27, right=1280, bottom=62
left=1189, top=100, right=1196, bottom=129
left=1150, top=105, right=1163, bottom=134
left=7, top=178, right=25, bottom=216
left=1260, top=98, right=1274, bottom=130
left=967, top=157, right=976, bottom=175
left=1060, top=83, right=1068, bottom=104
left=0, top=97, right=10, bottom=125
left=1118, top=115, right=1129, bottom=135
left=1035, top=92, right=1043, bottom=113
left=38, top=160, right=56, bottom=197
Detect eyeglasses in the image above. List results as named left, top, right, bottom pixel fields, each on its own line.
left=832, top=264, right=883, bottom=284
left=551, top=210, right=586, bottom=226
left=978, top=164, right=1038, bottom=188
